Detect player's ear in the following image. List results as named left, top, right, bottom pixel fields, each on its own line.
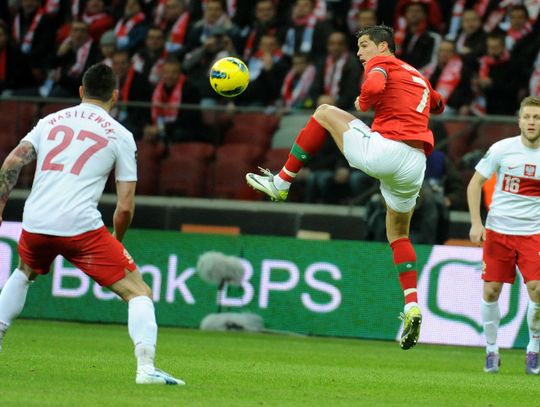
left=79, top=86, right=84, bottom=99
left=112, top=89, right=119, bottom=104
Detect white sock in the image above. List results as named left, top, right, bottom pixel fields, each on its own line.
left=128, top=296, right=158, bottom=371
left=274, top=172, right=291, bottom=190
left=0, top=269, right=32, bottom=330
left=527, top=301, right=540, bottom=354
left=404, top=301, right=419, bottom=313
left=481, top=299, right=500, bottom=354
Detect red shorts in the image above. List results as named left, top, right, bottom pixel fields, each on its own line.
left=18, top=226, right=137, bottom=286
left=482, top=229, right=540, bottom=284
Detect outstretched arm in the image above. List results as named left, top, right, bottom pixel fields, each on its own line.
left=0, top=141, right=37, bottom=225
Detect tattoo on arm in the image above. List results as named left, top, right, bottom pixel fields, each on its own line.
left=0, top=142, right=37, bottom=207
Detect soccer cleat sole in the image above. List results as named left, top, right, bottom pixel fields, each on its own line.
left=400, top=315, right=422, bottom=350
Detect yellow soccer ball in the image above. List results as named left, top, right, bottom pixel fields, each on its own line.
left=209, top=57, right=250, bottom=97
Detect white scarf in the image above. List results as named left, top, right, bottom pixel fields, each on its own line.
left=281, top=64, right=316, bottom=108
left=283, top=14, right=317, bottom=56
left=67, top=38, right=93, bottom=77
left=13, top=7, right=45, bottom=54
left=323, top=53, right=348, bottom=98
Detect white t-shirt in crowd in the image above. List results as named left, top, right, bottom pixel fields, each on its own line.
left=475, top=135, right=540, bottom=235
left=21, top=102, right=137, bottom=236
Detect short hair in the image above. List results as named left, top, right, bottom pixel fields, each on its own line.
left=356, top=24, right=396, bottom=54
left=82, top=63, right=117, bottom=102
left=519, top=96, right=540, bottom=116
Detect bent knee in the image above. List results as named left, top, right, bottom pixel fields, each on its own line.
left=483, top=285, right=502, bottom=301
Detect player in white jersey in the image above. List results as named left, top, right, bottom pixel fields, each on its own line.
left=0, top=64, right=184, bottom=385
left=468, top=96, right=540, bottom=375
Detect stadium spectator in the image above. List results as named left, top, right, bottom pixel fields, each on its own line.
left=467, top=96, right=540, bottom=375
left=279, top=52, right=317, bottom=110
left=11, top=0, right=56, bottom=85
left=0, top=20, right=34, bottom=94
left=421, top=39, right=473, bottom=115
left=0, top=62, right=184, bottom=385
left=99, top=29, right=117, bottom=66
left=237, top=34, right=288, bottom=107
left=470, top=31, right=519, bottom=116
left=531, top=49, right=540, bottom=97
left=346, top=1, right=378, bottom=36
left=454, top=9, right=487, bottom=65
left=312, top=31, right=361, bottom=110
left=282, top=0, right=332, bottom=64
left=143, top=57, right=204, bottom=143
left=396, top=1, right=441, bottom=70
left=114, top=0, right=148, bottom=53
left=111, top=50, right=152, bottom=140
left=161, top=0, right=191, bottom=59
left=184, top=0, right=240, bottom=54
left=132, top=26, right=166, bottom=86
left=81, top=0, right=114, bottom=41
left=504, top=5, right=532, bottom=52
left=182, top=25, right=238, bottom=105
left=47, top=20, right=102, bottom=97
left=241, top=0, right=285, bottom=61
left=247, top=25, right=445, bottom=350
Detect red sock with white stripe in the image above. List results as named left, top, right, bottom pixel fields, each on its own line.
left=390, top=238, right=418, bottom=312
left=274, top=116, right=328, bottom=190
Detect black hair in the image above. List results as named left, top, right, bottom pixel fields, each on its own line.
left=356, top=24, right=396, bottom=54
left=82, top=63, right=117, bottom=102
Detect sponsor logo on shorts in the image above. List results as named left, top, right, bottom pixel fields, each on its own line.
left=123, top=248, right=134, bottom=264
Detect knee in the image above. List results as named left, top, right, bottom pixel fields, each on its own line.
left=483, top=285, right=502, bottom=302
left=313, top=103, right=332, bottom=121
left=528, top=283, right=540, bottom=302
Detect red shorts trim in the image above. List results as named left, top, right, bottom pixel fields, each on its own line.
left=482, top=229, right=540, bottom=284
left=18, top=226, right=137, bottom=286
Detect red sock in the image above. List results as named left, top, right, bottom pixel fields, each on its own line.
left=390, top=238, right=418, bottom=305
left=278, top=116, right=327, bottom=182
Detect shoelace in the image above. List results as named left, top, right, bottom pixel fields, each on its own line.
left=398, top=312, right=406, bottom=322
left=258, top=166, right=274, bottom=178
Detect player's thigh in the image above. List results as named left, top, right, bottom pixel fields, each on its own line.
left=516, top=234, right=540, bottom=291
left=378, top=146, right=426, bottom=214
left=312, top=104, right=357, bottom=152
left=65, top=226, right=139, bottom=289
left=108, top=268, right=152, bottom=301
left=17, top=229, right=60, bottom=279
left=482, top=230, right=517, bottom=284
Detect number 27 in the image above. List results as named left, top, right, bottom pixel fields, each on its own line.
left=42, top=125, right=108, bottom=175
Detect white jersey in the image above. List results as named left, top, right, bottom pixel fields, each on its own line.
left=22, top=103, right=137, bottom=236
left=475, top=135, right=540, bottom=235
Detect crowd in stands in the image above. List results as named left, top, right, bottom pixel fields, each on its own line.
left=1, top=0, right=540, bottom=243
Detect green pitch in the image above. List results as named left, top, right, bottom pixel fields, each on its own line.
left=1, top=320, right=539, bottom=406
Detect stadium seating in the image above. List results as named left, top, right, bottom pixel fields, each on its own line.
left=39, top=102, right=75, bottom=118
left=222, top=113, right=280, bottom=150
left=442, top=120, right=477, bottom=167
left=209, top=144, right=264, bottom=200
left=136, top=141, right=166, bottom=195
left=158, top=142, right=215, bottom=197
left=472, top=122, right=521, bottom=151
left=0, top=101, right=38, bottom=153
left=261, top=148, right=290, bottom=173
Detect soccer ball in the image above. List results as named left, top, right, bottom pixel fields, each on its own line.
left=209, top=57, right=250, bottom=97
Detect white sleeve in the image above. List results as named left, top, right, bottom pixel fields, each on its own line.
left=21, top=119, right=45, bottom=152
left=475, top=142, right=502, bottom=179
left=115, top=132, right=138, bottom=182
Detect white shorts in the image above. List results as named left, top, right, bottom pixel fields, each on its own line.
left=342, top=119, right=426, bottom=213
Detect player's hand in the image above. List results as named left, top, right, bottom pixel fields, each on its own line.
left=469, top=223, right=486, bottom=245
left=354, top=97, right=361, bottom=111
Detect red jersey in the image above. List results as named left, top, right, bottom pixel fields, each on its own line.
left=359, top=55, right=444, bottom=155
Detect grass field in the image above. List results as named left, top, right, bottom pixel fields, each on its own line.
left=1, top=320, right=539, bottom=406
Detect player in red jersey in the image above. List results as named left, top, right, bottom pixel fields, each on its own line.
left=0, top=64, right=184, bottom=385
left=468, top=96, right=540, bottom=375
left=246, top=25, right=444, bottom=350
